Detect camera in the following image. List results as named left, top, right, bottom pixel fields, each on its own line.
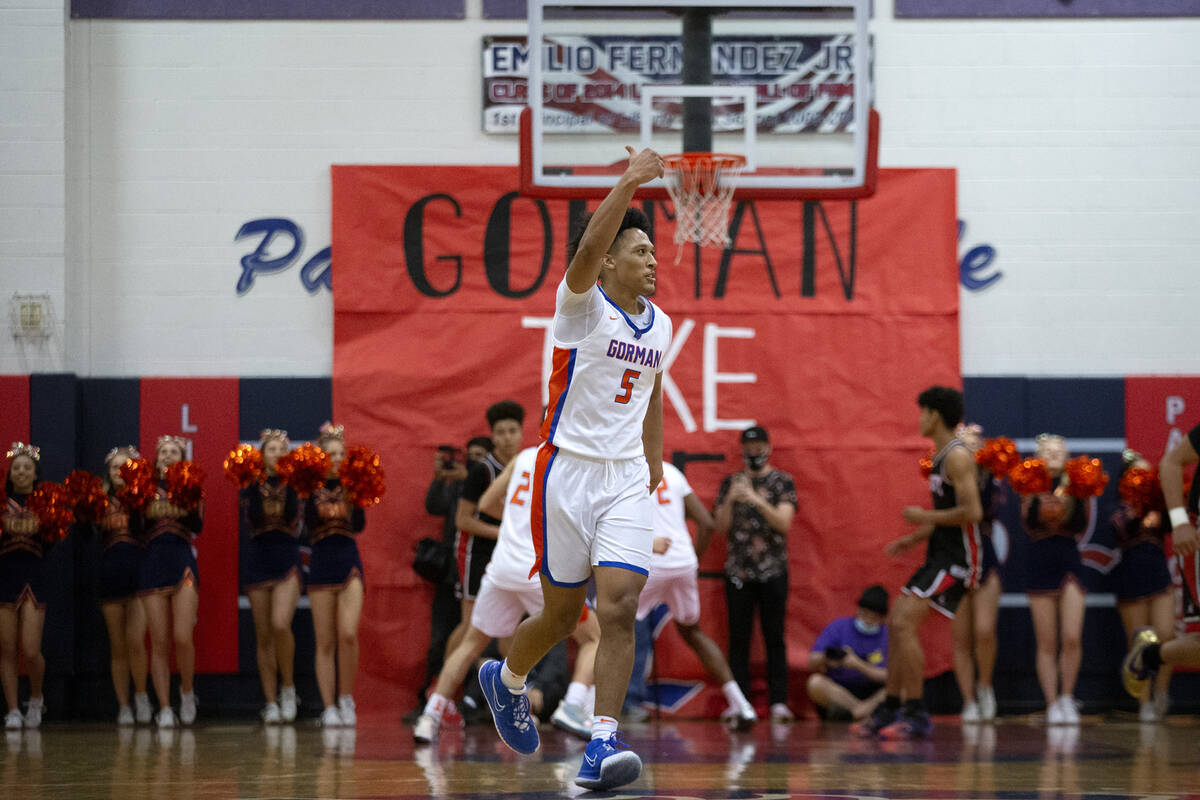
left=438, top=444, right=460, bottom=470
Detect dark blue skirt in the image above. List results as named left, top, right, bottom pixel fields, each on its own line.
left=100, top=542, right=144, bottom=602
left=0, top=551, right=45, bottom=608
left=308, top=535, right=363, bottom=591
left=244, top=530, right=302, bottom=591
left=138, top=535, right=199, bottom=595
left=1027, top=535, right=1086, bottom=594
left=980, top=533, right=999, bottom=582
left=1114, top=541, right=1171, bottom=602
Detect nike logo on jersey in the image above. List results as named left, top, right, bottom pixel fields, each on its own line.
left=606, top=339, right=663, bottom=369
left=608, top=316, right=618, bottom=320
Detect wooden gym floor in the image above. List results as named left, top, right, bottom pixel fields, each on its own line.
left=2, top=715, right=1198, bottom=799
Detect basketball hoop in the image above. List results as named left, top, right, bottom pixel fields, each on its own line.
left=662, top=152, right=746, bottom=255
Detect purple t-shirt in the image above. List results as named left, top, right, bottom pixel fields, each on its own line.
left=811, top=616, right=888, bottom=689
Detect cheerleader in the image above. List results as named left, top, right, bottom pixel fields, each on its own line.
left=1111, top=451, right=1174, bottom=721
left=306, top=423, right=365, bottom=727
left=1022, top=433, right=1089, bottom=725
left=98, top=446, right=152, bottom=725
left=138, top=435, right=202, bottom=727
left=242, top=429, right=303, bottom=724
left=952, top=424, right=1003, bottom=723
left=1, top=443, right=48, bottom=730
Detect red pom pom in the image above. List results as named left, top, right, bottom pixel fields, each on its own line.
left=64, top=469, right=108, bottom=521
left=919, top=448, right=934, bottom=479
left=117, top=458, right=157, bottom=512
left=165, top=461, right=206, bottom=511
left=975, top=437, right=1021, bottom=478
left=1009, top=458, right=1052, bottom=496
left=340, top=446, right=386, bottom=508
left=27, top=482, right=75, bottom=543
left=223, top=444, right=265, bottom=489
left=1118, top=467, right=1164, bottom=517
left=1064, top=456, right=1109, bottom=499
left=276, top=443, right=331, bottom=498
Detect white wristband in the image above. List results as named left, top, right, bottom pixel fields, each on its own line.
left=1169, top=507, right=1190, bottom=528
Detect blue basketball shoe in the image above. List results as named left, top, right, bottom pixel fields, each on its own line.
left=575, top=733, right=642, bottom=791
left=477, top=659, right=540, bottom=755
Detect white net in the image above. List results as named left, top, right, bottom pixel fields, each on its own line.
left=662, top=153, right=747, bottom=254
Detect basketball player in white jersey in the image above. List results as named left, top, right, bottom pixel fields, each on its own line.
left=412, top=446, right=600, bottom=744
left=640, top=461, right=758, bottom=729
left=478, top=146, right=669, bottom=791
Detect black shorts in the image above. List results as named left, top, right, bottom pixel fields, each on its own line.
left=1026, top=535, right=1086, bottom=594
left=980, top=534, right=999, bottom=582
left=816, top=681, right=883, bottom=720
left=903, top=551, right=976, bottom=618
left=456, top=533, right=496, bottom=600
left=1113, top=541, right=1171, bottom=602
left=1180, top=552, right=1200, bottom=634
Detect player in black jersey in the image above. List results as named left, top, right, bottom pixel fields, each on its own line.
left=1124, top=422, right=1200, bottom=695
left=857, top=386, right=982, bottom=740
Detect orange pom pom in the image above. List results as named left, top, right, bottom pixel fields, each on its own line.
left=919, top=448, right=934, bottom=479
left=1118, top=467, right=1164, bottom=517
left=223, top=444, right=265, bottom=489
left=276, top=443, right=330, bottom=498
left=28, top=482, right=75, bottom=543
left=117, top=458, right=157, bottom=512
left=1009, top=458, right=1052, bottom=496
left=340, top=446, right=386, bottom=508
left=976, top=437, right=1021, bottom=478
left=64, top=469, right=107, bottom=521
left=1064, top=456, right=1108, bottom=499
left=165, top=461, right=205, bottom=511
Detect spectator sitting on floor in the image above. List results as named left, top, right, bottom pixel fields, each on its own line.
left=807, top=585, right=890, bottom=721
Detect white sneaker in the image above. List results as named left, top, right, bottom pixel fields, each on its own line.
left=179, top=692, right=197, bottom=725
left=961, top=700, right=982, bottom=723
left=337, top=695, right=356, bottom=727
left=134, top=693, right=153, bottom=724
left=279, top=686, right=298, bottom=723
left=413, top=713, right=438, bottom=744
left=1046, top=697, right=1065, bottom=725
left=117, top=706, right=135, bottom=726
left=156, top=707, right=178, bottom=728
left=320, top=705, right=343, bottom=728
left=769, top=703, right=795, bottom=723
left=24, top=698, right=43, bottom=729
left=1059, top=696, right=1080, bottom=725
left=1152, top=689, right=1169, bottom=720
left=977, top=686, right=996, bottom=720
left=262, top=702, right=281, bottom=724
left=550, top=700, right=592, bottom=740
left=4, top=710, right=21, bottom=730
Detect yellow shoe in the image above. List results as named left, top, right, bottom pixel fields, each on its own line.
left=1122, top=628, right=1160, bottom=699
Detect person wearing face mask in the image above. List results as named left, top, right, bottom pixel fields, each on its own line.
left=712, top=425, right=798, bottom=724
left=806, top=586, right=889, bottom=722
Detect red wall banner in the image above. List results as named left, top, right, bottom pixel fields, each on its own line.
left=0, top=376, right=31, bottom=458
left=139, top=378, right=240, bottom=673
left=1125, top=377, right=1200, bottom=465
left=331, top=165, right=961, bottom=713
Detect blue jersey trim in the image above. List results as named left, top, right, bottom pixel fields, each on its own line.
left=546, top=349, right=577, bottom=443
left=597, top=285, right=655, bottom=340
left=596, top=560, right=650, bottom=577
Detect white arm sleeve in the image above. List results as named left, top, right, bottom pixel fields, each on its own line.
left=553, top=280, right=605, bottom=344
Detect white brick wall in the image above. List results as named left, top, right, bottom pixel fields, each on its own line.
left=1, top=1, right=66, bottom=374
left=20, top=3, right=1200, bottom=376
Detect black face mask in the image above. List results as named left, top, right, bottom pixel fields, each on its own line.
left=743, top=452, right=768, bottom=472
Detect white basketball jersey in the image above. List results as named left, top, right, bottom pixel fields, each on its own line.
left=540, top=280, right=673, bottom=460
left=484, top=446, right=540, bottom=590
left=650, top=462, right=699, bottom=572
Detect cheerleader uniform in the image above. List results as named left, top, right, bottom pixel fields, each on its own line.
left=978, top=472, right=1001, bottom=583
left=1022, top=474, right=1089, bottom=594
left=138, top=485, right=202, bottom=595
left=98, top=493, right=144, bottom=602
left=306, top=479, right=365, bottom=591
left=1111, top=506, right=1171, bottom=602
left=0, top=494, right=46, bottom=609
left=241, top=477, right=302, bottom=591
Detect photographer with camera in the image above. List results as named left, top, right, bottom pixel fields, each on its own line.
left=806, top=585, right=889, bottom=722
left=414, top=436, right=493, bottom=715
